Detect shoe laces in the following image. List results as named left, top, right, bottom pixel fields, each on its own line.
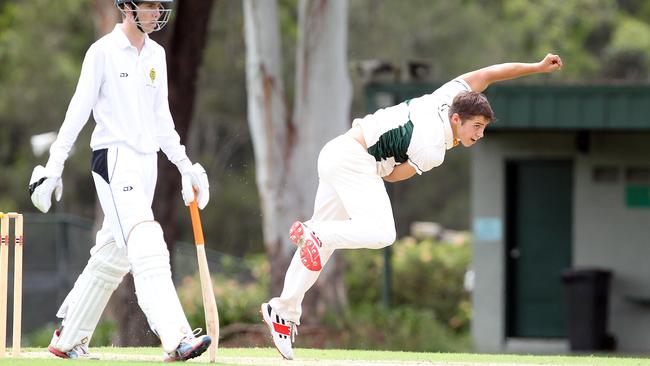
left=69, top=343, right=96, bottom=359
left=180, top=328, right=204, bottom=343
left=72, top=344, right=90, bottom=355
left=290, top=323, right=298, bottom=343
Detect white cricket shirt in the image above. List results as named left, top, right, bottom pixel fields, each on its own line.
left=352, top=78, right=471, bottom=177
left=46, top=24, right=188, bottom=176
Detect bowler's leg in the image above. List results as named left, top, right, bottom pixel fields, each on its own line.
left=308, top=137, right=396, bottom=250
left=263, top=179, right=344, bottom=359
left=268, top=179, right=343, bottom=323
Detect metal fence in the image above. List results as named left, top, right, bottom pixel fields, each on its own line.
left=3, top=213, right=93, bottom=336
left=4, top=213, right=253, bottom=339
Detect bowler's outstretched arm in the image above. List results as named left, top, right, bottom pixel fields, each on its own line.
left=459, top=53, right=563, bottom=92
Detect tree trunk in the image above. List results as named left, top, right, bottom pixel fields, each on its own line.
left=292, top=0, right=352, bottom=322
left=154, top=0, right=216, bottom=260
left=244, top=0, right=351, bottom=319
left=243, top=0, right=295, bottom=292
left=92, top=0, right=118, bottom=37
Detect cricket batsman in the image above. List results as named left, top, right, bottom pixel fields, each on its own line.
left=28, top=1, right=211, bottom=361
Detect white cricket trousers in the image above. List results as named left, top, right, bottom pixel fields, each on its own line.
left=269, top=134, right=396, bottom=324
left=92, top=145, right=157, bottom=248
left=56, top=145, right=192, bottom=353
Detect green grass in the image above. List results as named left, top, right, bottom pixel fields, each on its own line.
left=2, top=347, right=650, bottom=365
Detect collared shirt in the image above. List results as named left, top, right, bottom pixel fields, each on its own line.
left=46, top=24, right=187, bottom=175
left=352, top=78, right=470, bottom=177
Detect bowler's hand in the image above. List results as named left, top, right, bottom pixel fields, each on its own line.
left=28, top=165, right=63, bottom=213
left=181, top=163, right=209, bottom=209
left=539, top=53, right=563, bottom=73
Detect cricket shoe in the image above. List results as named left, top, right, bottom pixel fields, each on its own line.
left=260, top=303, right=298, bottom=360
left=289, top=221, right=322, bottom=271
left=163, top=333, right=212, bottom=362
left=261, top=303, right=296, bottom=360
left=48, top=328, right=98, bottom=360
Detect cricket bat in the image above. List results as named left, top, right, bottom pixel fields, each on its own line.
left=189, top=196, right=219, bottom=362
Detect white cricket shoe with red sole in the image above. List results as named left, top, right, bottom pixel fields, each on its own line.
left=261, top=303, right=296, bottom=360
left=289, top=221, right=322, bottom=271
left=48, top=328, right=97, bottom=360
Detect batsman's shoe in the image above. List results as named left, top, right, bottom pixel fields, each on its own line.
left=48, top=328, right=97, bottom=360
left=289, top=221, right=322, bottom=271
left=261, top=303, right=296, bottom=360
left=163, top=334, right=212, bottom=362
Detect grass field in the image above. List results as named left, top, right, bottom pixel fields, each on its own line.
left=1, top=347, right=650, bottom=366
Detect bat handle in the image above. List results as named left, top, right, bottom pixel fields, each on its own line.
left=189, top=192, right=205, bottom=246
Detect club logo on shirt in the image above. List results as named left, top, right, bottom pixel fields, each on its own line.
left=120, top=72, right=129, bottom=78
left=123, top=186, right=133, bottom=192
left=149, top=68, right=156, bottom=83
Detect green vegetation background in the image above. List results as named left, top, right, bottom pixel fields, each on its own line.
left=3, top=0, right=650, bottom=352
left=4, top=0, right=650, bottom=254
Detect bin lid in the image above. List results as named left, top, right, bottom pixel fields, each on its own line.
left=561, top=268, right=612, bottom=281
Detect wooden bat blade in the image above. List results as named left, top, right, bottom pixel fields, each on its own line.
left=189, top=198, right=219, bottom=362
left=196, top=245, right=219, bottom=362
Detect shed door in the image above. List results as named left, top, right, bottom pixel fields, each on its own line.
left=506, top=160, right=572, bottom=338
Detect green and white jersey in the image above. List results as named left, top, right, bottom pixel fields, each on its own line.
left=352, top=78, right=470, bottom=177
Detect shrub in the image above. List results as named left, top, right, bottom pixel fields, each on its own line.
left=177, top=254, right=269, bottom=329
left=343, top=236, right=472, bottom=333
left=340, top=303, right=471, bottom=352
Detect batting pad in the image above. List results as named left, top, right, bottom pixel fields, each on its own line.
left=127, top=221, right=192, bottom=353
left=55, top=240, right=129, bottom=351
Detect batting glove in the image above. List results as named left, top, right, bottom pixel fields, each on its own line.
left=29, top=165, right=63, bottom=213
left=178, top=160, right=210, bottom=209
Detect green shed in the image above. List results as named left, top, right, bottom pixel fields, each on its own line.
left=365, top=82, right=650, bottom=354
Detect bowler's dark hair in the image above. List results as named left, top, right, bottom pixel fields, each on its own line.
left=448, top=91, right=495, bottom=123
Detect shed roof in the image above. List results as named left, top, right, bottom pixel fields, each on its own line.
left=364, top=83, right=650, bottom=131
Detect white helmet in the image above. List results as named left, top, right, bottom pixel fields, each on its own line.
left=115, top=1, right=173, bottom=33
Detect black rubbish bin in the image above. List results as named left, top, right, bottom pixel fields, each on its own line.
left=561, top=268, right=613, bottom=352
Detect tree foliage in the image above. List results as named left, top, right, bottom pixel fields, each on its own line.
left=4, top=0, right=650, bottom=348
left=0, top=0, right=95, bottom=215
left=3, top=0, right=650, bottom=255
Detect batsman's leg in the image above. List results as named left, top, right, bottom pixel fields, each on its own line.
left=92, top=147, right=208, bottom=360
left=127, top=221, right=197, bottom=354
left=50, top=240, right=129, bottom=357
